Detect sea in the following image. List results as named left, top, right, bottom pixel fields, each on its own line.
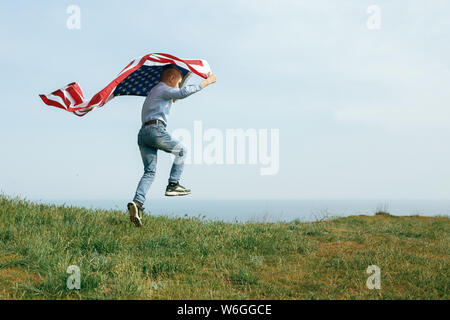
left=33, top=198, right=450, bottom=223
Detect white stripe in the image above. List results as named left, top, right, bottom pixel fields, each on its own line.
left=44, top=93, right=68, bottom=110
left=62, top=89, right=77, bottom=106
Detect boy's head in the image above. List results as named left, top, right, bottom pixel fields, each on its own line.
left=160, top=65, right=183, bottom=88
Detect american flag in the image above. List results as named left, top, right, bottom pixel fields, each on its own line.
left=39, top=53, right=211, bottom=117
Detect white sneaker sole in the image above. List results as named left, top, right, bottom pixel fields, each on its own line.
left=127, top=202, right=142, bottom=227
left=165, top=191, right=191, bottom=196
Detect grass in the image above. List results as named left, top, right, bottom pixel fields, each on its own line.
left=0, top=194, right=448, bottom=299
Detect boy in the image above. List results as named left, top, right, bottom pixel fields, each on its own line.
left=127, top=65, right=217, bottom=227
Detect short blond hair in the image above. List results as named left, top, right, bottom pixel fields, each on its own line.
left=160, top=65, right=182, bottom=82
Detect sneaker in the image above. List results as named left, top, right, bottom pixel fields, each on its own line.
left=127, top=201, right=144, bottom=227
left=165, top=182, right=191, bottom=196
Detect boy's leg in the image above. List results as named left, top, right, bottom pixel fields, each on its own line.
left=133, top=144, right=158, bottom=205
left=129, top=141, right=157, bottom=227
left=149, top=125, right=190, bottom=196
left=146, top=126, right=186, bottom=182
left=165, top=143, right=190, bottom=196
left=167, top=143, right=185, bottom=183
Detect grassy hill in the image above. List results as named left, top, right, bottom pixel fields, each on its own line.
left=0, top=194, right=448, bottom=299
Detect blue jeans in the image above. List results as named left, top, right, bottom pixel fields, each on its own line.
left=133, top=123, right=186, bottom=205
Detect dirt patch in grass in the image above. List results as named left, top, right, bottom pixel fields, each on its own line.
left=0, top=267, right=41, bottom=299
left=0, top=253, right=42, bottom=299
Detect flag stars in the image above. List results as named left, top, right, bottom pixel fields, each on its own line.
left=113, top=65, right=174, bottom=97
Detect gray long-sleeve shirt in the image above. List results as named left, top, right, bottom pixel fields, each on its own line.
left=141, top=81, right=203, bottom=126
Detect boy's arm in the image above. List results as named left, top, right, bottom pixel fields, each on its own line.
left=163, top=72, right=217, bottom=101
left=163, top=84, right=203, bottom=101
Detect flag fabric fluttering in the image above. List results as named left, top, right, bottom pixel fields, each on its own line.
left=39, top=53, right=211, bottom=117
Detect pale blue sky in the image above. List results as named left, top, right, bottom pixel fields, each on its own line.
left=0, top=0, right=449, bottom=201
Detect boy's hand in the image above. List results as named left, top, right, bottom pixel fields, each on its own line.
left=206, top=72, right=217, bottom=84
left=201, top=72, right=217, bottom=88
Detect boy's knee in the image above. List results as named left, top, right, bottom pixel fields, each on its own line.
left=178, top=146, right=186, bottom=158
left=175, top=144, right=186, bottom=158
left=170, top=144, right=186, bottom=166
left=144, top=167, right=156, bottom=175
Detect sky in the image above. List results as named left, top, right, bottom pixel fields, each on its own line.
left=0, top=0, right=449, bottom=201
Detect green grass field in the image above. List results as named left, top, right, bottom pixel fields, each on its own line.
left=0, top=194, right=448, bottom=299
